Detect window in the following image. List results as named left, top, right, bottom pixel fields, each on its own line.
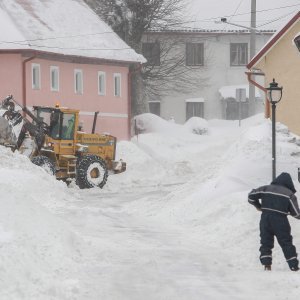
left=149, top=101, right=160, bottom=116
left=98, top=71, right=106, bottom=95
left=62, top=114, right=75, bottom=140
left=186, top=43, right=204, bottom=66
left=50, top=66, right=59, bottom=92
left=74, top=69, right=83, bottom=94
left=32, top=63, right=41, bottom=89
left=113, top=73, right=121, bottom=97
left=230, top=43, right=248, bottom=66
left=225, top=98, right=249, bottom=120
left=142, top=42, right=160, bottom=66
left=186, top=102, right=204, bottom=120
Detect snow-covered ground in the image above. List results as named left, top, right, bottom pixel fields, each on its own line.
left=1, top=113, right=300, bottom=300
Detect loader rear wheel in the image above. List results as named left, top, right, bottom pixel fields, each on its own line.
left=76, top=155, right=108, bottom=189
left=31, top=155, right=56, bottom=176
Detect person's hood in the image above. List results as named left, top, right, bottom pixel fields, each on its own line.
left=271, top=172, right=296, bottom=193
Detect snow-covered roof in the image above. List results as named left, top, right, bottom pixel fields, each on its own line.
left=219, top=84, right=262, bottom=99
left=0, top=0, right=145, bottom=64
left=185, top=98, right=205, bottom=103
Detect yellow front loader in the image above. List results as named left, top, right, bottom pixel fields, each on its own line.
left=0, top=95, right=126, bottom=189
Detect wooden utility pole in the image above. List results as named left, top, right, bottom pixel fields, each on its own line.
left=249, top=0, right=256, bottom=116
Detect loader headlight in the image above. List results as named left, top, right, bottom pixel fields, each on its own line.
left=43, top=142, right=54, bottom=149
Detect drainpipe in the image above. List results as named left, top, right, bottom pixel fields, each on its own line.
left=245, top=71, right=270, bottom=118
left=22, top=55, right=36, bottom=109
left=128, top=63, right=142, bottom=139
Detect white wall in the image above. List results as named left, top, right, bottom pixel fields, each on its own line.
left=143, top=31, right=272, bottom=123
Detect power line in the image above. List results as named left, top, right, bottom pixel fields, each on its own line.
left=222, top=0, right=245, bottom=31
left=171, top=3, right=300, bottom=26
left=256, top=10, right=296, bottom=28
left=0, top=31, right=115, bottom=45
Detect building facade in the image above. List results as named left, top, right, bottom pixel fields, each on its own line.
left=0, top=53, right=133, bottom=140
left=142, top=29, right=274, bottom=123
left=247, top=11, right=300, bottom=136
left=0, top=0, right=144, bottom=140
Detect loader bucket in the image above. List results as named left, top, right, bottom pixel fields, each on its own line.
left=0, top=115, right=16, bottom=145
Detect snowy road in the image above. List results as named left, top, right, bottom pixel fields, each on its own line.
left=66, top=187, right=243, bottom=300
left=66, top=183, right=300, bottom=300
left=57, top=122, right=250, bottom=299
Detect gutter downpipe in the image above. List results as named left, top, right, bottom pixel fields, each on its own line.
left=245, top=71, right=270, bottom=118
left=128, top=63, right=142, bottom=139
left=22, top=55, right=36, bottom=109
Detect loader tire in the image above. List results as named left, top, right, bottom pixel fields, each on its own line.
left=31, top=155, right=56, bottom=176
left=76, top=155, right=108, bottom=189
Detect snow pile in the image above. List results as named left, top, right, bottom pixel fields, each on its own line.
left=111, top=114, right=254, bottom=190
left=0, top=147, right=85, bottom=299
left=184, top=117, right=208, bottom=135
left=134, top=113, right=208, bottom=136
left=134, top=113, right=188, bottom=135
left=2, top=112, right=300, bottom=299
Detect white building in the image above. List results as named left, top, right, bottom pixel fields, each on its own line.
left=142, top=29, right=274, bottom=123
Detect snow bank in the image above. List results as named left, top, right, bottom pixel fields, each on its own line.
left=108, top=113, right=265, bottom=190
left=133, top=113, right=187, bottom=135
left=0, top=146, right=84, bottom=299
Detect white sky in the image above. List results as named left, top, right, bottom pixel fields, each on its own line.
left=184, top=0, right=300, bottom=30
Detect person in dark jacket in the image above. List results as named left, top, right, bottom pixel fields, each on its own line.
left=248, top=172, right=300, bottom=271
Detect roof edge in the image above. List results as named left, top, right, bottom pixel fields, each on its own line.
left=0, top=49, right=142, bottom=66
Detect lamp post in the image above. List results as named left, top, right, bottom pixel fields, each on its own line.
left=266, top=79, right=283, bottom=180
left=293, top=33, right=300, bottom=52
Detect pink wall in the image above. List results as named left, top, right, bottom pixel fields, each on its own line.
left=0, top=54, right=130, bottom=140
left=0, top=54, right=23, bottom=100
left=26, top=58, right=130, bottom=140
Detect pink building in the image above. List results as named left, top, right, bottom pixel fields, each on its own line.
left=0, top=0, right=145, bottom=140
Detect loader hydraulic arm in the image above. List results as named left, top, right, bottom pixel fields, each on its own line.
left=1, top=95, right=49, bottom=150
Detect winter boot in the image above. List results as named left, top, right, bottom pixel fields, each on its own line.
left=290, top=266, right=299, bottom=272
left=264, top=265, right=271, bottom=271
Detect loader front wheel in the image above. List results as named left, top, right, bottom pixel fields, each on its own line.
left=31, top=155, right=56, bottom=176
left=76, top=155, right=108, bottom=189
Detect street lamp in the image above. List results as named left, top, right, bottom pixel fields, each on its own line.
left=293, top=33, right=300, bottom=52
left=266, top=79, right=283, bottom=180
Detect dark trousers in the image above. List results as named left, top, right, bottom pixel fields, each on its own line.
left=260, top=212, right=298, bottom=269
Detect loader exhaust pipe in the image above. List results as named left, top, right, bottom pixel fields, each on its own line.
left=92, top=111, right=99, bottom=134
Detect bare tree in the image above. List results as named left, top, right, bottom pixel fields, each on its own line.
left=142, top=35, right=209, bottom=100
left=85, top=0, right=208, bottom=115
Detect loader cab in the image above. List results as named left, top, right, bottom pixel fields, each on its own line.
left=33, top=106, right=78, bottom=141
